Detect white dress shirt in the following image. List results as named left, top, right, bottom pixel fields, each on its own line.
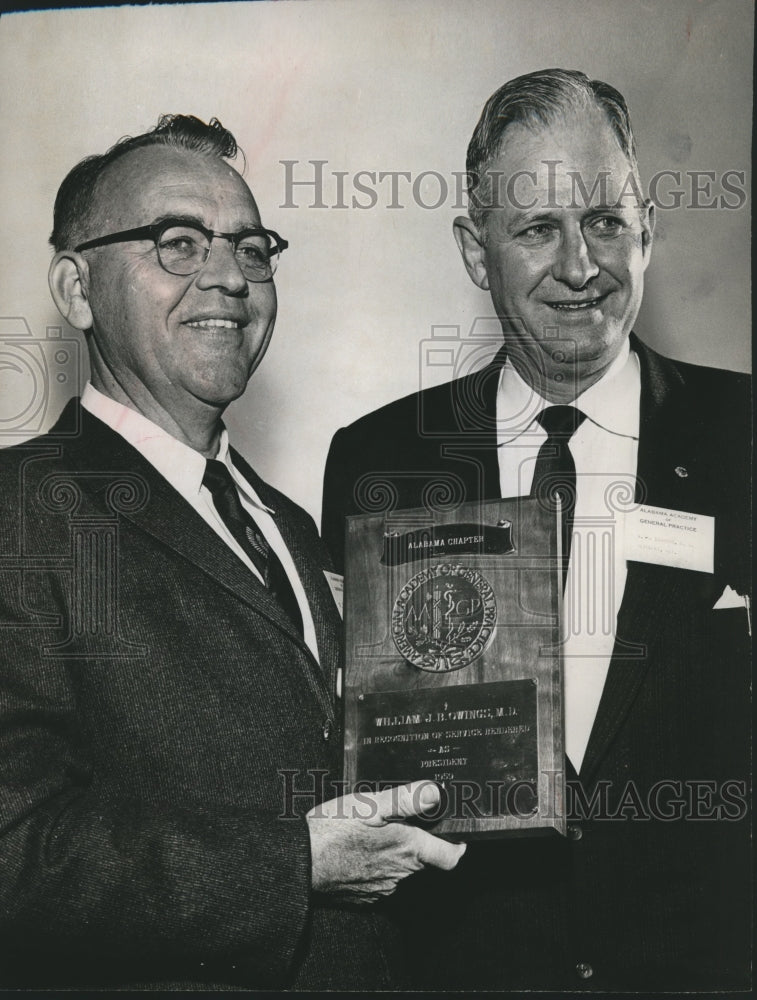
left=81, top=383, right=320, bottom=662
left=496, top=342, right=641, bottom=771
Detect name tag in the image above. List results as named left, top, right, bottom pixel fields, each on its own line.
left=625, top=504, right=714, bottom=573
left=323, top=570, right=344, bottom=617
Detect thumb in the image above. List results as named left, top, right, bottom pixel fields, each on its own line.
left=374, top=781, right=444, bottom=822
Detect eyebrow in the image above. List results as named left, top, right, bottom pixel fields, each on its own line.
left=149, top=213, right=263, bottom=232
left=147, top=213, right=205, bottom=229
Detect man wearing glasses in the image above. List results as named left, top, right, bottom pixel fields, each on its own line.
left=0, top=115, right=463, bottom=990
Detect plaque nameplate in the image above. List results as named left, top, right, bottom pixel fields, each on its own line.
left=343, top=497, right=565, bottom=838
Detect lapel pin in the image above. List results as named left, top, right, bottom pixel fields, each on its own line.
left=674, top=466, right=689, bottom=478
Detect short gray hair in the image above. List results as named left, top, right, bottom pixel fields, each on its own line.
left=466, top=68, right=640, bottom=229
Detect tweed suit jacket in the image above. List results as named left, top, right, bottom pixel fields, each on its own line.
left=321, top=334, right=752, bottom=991
left=0, top=400, right=396, bottom=991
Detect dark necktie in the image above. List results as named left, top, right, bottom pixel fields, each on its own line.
left=203, top=459, right=303, bottom=635
left=531, top=406, right=586, bottom=588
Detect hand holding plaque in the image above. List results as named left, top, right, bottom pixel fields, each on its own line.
left=307, top=780, right=466, bottom=903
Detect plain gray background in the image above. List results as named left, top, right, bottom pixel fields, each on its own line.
left=0, top=0, right=751, bottom=522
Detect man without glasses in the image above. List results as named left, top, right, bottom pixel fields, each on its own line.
left=322, top=69, right=751, bottom=990
left=0, top=114, right=464, bottom=991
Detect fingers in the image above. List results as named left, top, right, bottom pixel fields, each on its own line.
left=415, top=828, right=467, bottom=871
left=308, top=797, right=466, bottom=898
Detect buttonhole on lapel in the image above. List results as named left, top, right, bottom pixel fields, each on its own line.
left=674, top=466, right=689, bottom=479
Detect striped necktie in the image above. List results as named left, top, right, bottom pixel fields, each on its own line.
left=203, top=459, right=304, bottom=635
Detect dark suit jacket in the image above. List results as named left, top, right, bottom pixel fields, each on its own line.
left=0, top=400, right=396, bottom=991
left=321, top=335, right=751, bottom=991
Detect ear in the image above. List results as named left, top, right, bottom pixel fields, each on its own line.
left=48, top=251, right=93, bottom=331
left=640, top=200, right=655, bottom=270
left=453, top=216, right=490, bottom=291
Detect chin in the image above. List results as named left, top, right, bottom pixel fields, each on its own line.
left=193, top=380, right=249, bottom=409
left=575, top=326, right=627, bottom=358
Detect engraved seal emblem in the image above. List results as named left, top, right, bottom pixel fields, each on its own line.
left=391, top=563, right=497, bottom=673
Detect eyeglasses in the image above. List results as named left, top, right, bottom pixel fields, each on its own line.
left=75, top=219, right=288, bottom=282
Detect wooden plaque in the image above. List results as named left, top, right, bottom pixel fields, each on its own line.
left=343, top=497, right=566, bottom=838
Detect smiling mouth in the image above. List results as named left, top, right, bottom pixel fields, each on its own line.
left=185, top=318, right=243, bottom=330
left=546, top=295, right=606, bottom=312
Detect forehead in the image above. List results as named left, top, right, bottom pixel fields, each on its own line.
left=93, top=145, right=260, bottom=230
left=487, top=108, right=637, bottom=211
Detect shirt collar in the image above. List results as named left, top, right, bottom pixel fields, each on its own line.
left=496, top=339, right=639, bottom=444
left=216, top=430, right=274, bottom=515
left=80, top=383, right=273, bottom=513
left=573, top=340, right=639, bottom=439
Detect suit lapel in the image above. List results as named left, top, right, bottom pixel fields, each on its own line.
left=231, top=449, right=342, bottom=693
left=580, top=338, right=713, bottom=780
left=58, top=403, right=326, bottom=671
left=444, top=344, right=506, bottom=503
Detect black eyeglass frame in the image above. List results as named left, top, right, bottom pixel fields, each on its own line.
left=74, top=219, right=289, bottom=281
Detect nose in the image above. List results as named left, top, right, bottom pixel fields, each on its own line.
left=194, top=237, right=248, bottom=295
left=551, top=226, right=599, bottom=289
